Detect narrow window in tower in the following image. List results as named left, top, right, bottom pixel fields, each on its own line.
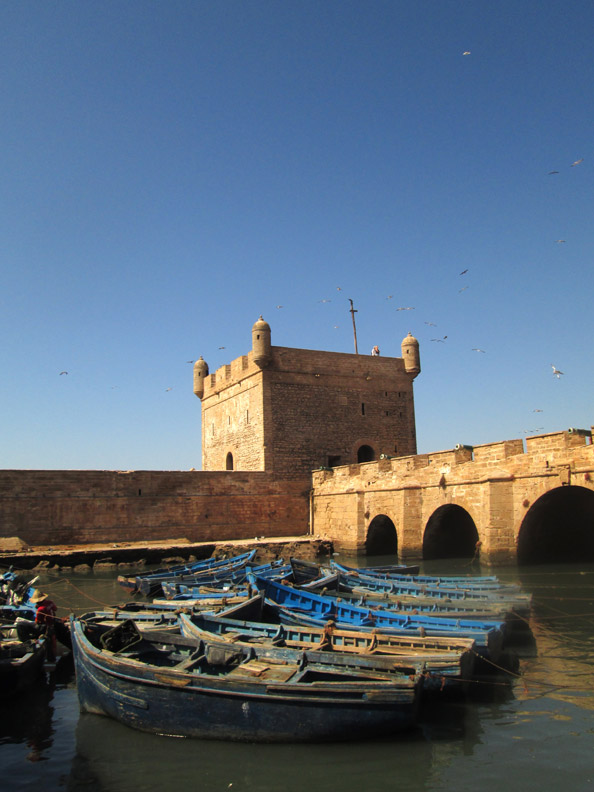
left=361, top=403, right=366, bottom=415
left=245, top=410, right=249, bottom=424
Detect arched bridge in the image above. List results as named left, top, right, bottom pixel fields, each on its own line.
left=311, top=428, right=594, bottom=564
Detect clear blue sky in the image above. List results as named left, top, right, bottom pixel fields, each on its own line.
left=1, top=1, right=592, bottom=471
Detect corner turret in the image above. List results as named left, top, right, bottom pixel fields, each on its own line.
left=401, top=333, right=420, bottom=378
left=252, top=316, right=272, bottom=368
left=193, top=356, right=209, bottom=399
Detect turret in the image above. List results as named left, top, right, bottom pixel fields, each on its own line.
left=252, top=316, right=272, bottom=368
left=401, top=332, right=420, bottom=378
left=193, top=356, right=209, bottom=399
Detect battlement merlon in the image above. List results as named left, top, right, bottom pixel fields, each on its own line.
left=197, top=346, right=420, bottom=400
left=194, top=316, right=421, bottom=400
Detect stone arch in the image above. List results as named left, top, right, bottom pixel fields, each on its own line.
left=365, top=514, right=398, bottom=555
left=517, top=485, right=594, bottom=564
left=225, top=452, right=234, bottom=471
left=423, top=504, right=480, bottom=560
left=357, top=444, right=375, bottom=463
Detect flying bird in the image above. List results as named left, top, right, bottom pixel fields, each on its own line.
left=318, top=299, right=331, bottom=303
left=459, top=268, right=468, bottom=275
left=186, top=360, right=194, bottom=364
left=336, top=286, right=342, bottom=291
left=59, top=371, right=68, bottom=375
left=276, top=305, right=283, bottom=309
left=571, top=158, right=583, bottom=167
left=532, top=408, right=543, bottom=413
left=548, top=171, right=559, bottom=175
left=396, top=306, right=415, bottom=311
left=218, top=346, right=226, bottom=349
left=386, top=295, right=393, bottom=300
left=431, top=336, right=447, bottom=342
left=472, top=348, right=485, bottom=353
left=554, top=239, right=566, bottom=243
left=462, top=51, right=471, bottom=55
left=551, top=365, right=564, bottom=378
left=458, top=286, right=469, bottom=293
left=424, top=321, right=437, bottom=326
left=165, top=387, right=173, bottom=391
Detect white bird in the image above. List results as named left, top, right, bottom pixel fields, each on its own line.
left=551, top=365, right=564, bottom=378
left=318, top=299, right=331, bottom=303
left=532, top=408, right=543, bottom=413
left=424, top=321, right=437, bottom=326
left=571, top=158, right=583, bottom=167
left=165, top=387, right=173, bottom=391
left=463, top=51, right=471, bottom=55
left=458, top=286, right=469, bottom=293
left=472, top=348, right=485, bottom=353
left=555, top=239, right=566, bottom=244
left=396, top=306, right=415, bottom=311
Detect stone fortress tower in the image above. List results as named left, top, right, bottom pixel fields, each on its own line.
left=194, top=318, right=421, bottom=476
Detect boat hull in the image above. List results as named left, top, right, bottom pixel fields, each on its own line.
left=71, top=619, right=419, bottom=743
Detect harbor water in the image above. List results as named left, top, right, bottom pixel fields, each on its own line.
left=1, top=558, right=593, bottom=792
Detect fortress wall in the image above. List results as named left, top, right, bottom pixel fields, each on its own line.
left=0, top=469, right=311, bottom=547
left=312, top=431, right=594, bottom=559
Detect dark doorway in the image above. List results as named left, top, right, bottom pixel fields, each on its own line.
left=517, top=486, right=594, bottom=564
left=225, top=452, right=234, bottom=471
left=357, top=445, right=375, bottom=463
left=366, top=515, right=398, bottom=555
left=423, top=505, right=479, bottom=560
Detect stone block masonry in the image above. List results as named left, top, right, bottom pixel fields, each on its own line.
left=0, top=469, right=311, bottom=547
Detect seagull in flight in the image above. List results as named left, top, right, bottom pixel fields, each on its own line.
left=548, top=170, right=559, bottom=175
left=458, top=286, right=469, bottom=293
left=165, top=387, right=173, bottom=391
left=462, top=51, right=471, bottom=55
left=459, top=268, right=468, bottom=275
left=318, top=299, right=331, bottom=303
left=424, top=321, right=437, bottom=326
left=59, top=371, right=68, bottom=375
left=554, top=239, right=566, bottom=244
left=431, top=336, right=447, bottom=342
left=532, top=408, right=543, bottom=413
left=396, top=306, right=415, bottom=311
left=551, top=365, right=564, bottom=378
left=186, top=360, right=194, bottom=364
left=218, top=346, right=226, bottom=349
left=472, top=348, right=485, bottom=353
left=571, top=158, right=584, bottom=167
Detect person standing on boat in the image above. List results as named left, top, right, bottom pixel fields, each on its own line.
left=30, top=590, right=58, bottom=661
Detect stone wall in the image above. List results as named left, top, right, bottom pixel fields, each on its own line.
left=0, top=469, right=311, bottom=547
left=311, top=429, right=594, bottom=561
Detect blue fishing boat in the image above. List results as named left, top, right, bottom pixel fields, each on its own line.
left=70, top=616, right=421, bottom=742
left=117, top=550, right=257, bottom=596
left=252, top=576, right=506, bottom=659
left=177, top=611, right=476, bottom=695
left=0, top=624, right=47, bottom=699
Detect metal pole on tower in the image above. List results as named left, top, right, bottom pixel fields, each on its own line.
left=348, top=299, right=359, bottom=354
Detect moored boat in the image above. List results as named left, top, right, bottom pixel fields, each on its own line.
left=70, top=616, right=421, bottom=742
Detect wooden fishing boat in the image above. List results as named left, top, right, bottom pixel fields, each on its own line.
left=330, top=559, right=502, bottom=586
left=178, top=611, right=476, bottom=695
left=70, top=616, right=421, bottom=742
left=252, top=577, right=506, bottom=660
left=0, top=624, right=47, bottom=699
left=331, top=565, right=532, bottom=613
left=117, top=550, right=257, bottom=596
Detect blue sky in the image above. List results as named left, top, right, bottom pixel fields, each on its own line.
left=1, top=1, right=592, bottom=471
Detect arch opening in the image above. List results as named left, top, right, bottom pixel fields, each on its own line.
left=357, top=444, right=375, bottom=463
left=517, top=485, right=594, bottom=565
left=225, top=452, right=234, bottom=471
left=423, top=504, right=479, bottom=560
left=365, top=514, right=398, bottom=556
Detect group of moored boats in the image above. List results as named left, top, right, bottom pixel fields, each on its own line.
left=1, top=553, right=533, bottom=740
left=67, top=551, right=533, bottom=742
